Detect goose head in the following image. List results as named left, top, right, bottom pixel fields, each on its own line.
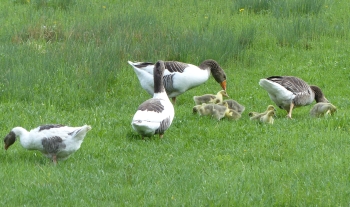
left=4, top=131, right=16, bottom=150
left=310, top=85, right=329, bottom=103
left=200, top=60, right=227, bottom=91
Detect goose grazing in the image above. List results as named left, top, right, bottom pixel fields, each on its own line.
left=131, top=60, right=174, bottom=139
left=128, top=59, right=227, bottom=103
left=3, top=124, right=92, bottom=164
left=250, top=110, right=275, bottom=124
left=218, top=99, right=245, bottom=114
left=259, top=76, right=329, bottom=118
left=310, top=102, right=337, bottom=118
left=193, top=90, right=229, bottom=105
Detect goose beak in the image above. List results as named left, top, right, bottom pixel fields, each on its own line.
left=220, top=80, right=227, bottom=91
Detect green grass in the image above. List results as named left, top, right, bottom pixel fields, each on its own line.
left=1, top=0, right=350, bottom=206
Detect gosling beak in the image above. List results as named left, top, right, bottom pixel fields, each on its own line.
left=220, top=80, right=227, bottom=91
left=4, top=144, right=9, bottom=150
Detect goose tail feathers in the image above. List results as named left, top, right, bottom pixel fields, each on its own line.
left=259, top=79, right=295, bottom=100
left=73, top=125, right=91, bottom=140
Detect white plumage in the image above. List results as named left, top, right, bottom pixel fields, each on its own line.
left=131, top=60, right=174, bottom=139
left=128, top=59, right=227, bottom=103
left=259, top=76, right=328, bottom=118
left=259, top=79, right=296, bottom=107
left=3, top=124, right=91, bottom=164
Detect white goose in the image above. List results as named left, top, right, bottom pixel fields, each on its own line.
left=3, top=124, right=91, bottom=164
left=128, top=59, right=227, bottom=103
left=131, top=60, right=174, bottom=139
left=259, top=76, right=329, bottom=118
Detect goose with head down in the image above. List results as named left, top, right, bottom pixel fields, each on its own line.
left=3, top=124, right=91, bottom=164
left=128, top=59, right=227, bottom=103
left=131, top=60, right=174, bottom=139
left=259, top=76, right=329, bottom=118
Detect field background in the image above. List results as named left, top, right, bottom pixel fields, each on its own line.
left=1, top=0, right=350, bottom=206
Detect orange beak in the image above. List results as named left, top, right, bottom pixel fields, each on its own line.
left=220, top=80, right=227, bottom=91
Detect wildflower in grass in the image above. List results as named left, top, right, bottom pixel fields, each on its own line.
left=102, top=5, right=106, bottom=9
left=239, top=8, right=244, bottom=12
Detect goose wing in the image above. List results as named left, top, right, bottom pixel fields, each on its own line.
left=132, top=98, right=174, bottom=136
left=267, top=76, right=310, bottom=95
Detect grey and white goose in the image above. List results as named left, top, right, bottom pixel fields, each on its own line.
left=259, top=76, right=329, bottom=118
left=131, top=60, right=175, bottom=139
left=3, top=124, right=91, bottom=164
left=128, top=59, right=227, bottom=103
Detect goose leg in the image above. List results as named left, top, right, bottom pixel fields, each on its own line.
left=159, top=134, right=164, bottom=139
left=171, top=97, right=176, bottom=104
left=287, top=103, right=294, bottom=119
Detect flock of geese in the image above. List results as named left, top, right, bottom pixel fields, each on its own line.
left=3, top=59, right=336, bottom=164
left=129, top=59, right=337, bottom=139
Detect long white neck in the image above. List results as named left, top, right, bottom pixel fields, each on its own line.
left=12, top=127, right=28, bottom=137
left=12, top=127, right=31, bottom=148
left=153, top=92, right=170, bottom=101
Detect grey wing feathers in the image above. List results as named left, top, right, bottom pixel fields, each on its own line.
left=134, top=62, right=154, bottom=68
left=42, top=136, right=66, bottom=153
left=39, top=124, right=65, bottom=131
left=164, top=61, right=188, bottom=73
left=267, top=76, right=309, bottom=94
left=137, top=99, right=165, bottom=113
left=155, top=117, right=171, bottom=134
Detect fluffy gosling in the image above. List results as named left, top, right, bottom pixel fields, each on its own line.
left=218, top=99, right=245, bottom=114
left=248, top=105, right=276, bottom=117
left=225, top=109, right=242, bottom=120
left=250, top=110, right=275, bottom=124
left=193, top=90, right=229, bottom=105
left=197, top=103, right=229, bottom=121
left=310, top=102, right=337, bottom=118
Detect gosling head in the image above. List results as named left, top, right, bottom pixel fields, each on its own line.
left=219, top=90, right=229, bottom=98
left=192, top=105, right=202, bottom=114
left=266, top=105, right=276, bottom=111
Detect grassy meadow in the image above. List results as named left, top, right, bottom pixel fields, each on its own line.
left=1, top=0, right=350, bottom=205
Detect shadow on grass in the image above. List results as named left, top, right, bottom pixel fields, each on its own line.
left=126, top=131, right=168, bottom=142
